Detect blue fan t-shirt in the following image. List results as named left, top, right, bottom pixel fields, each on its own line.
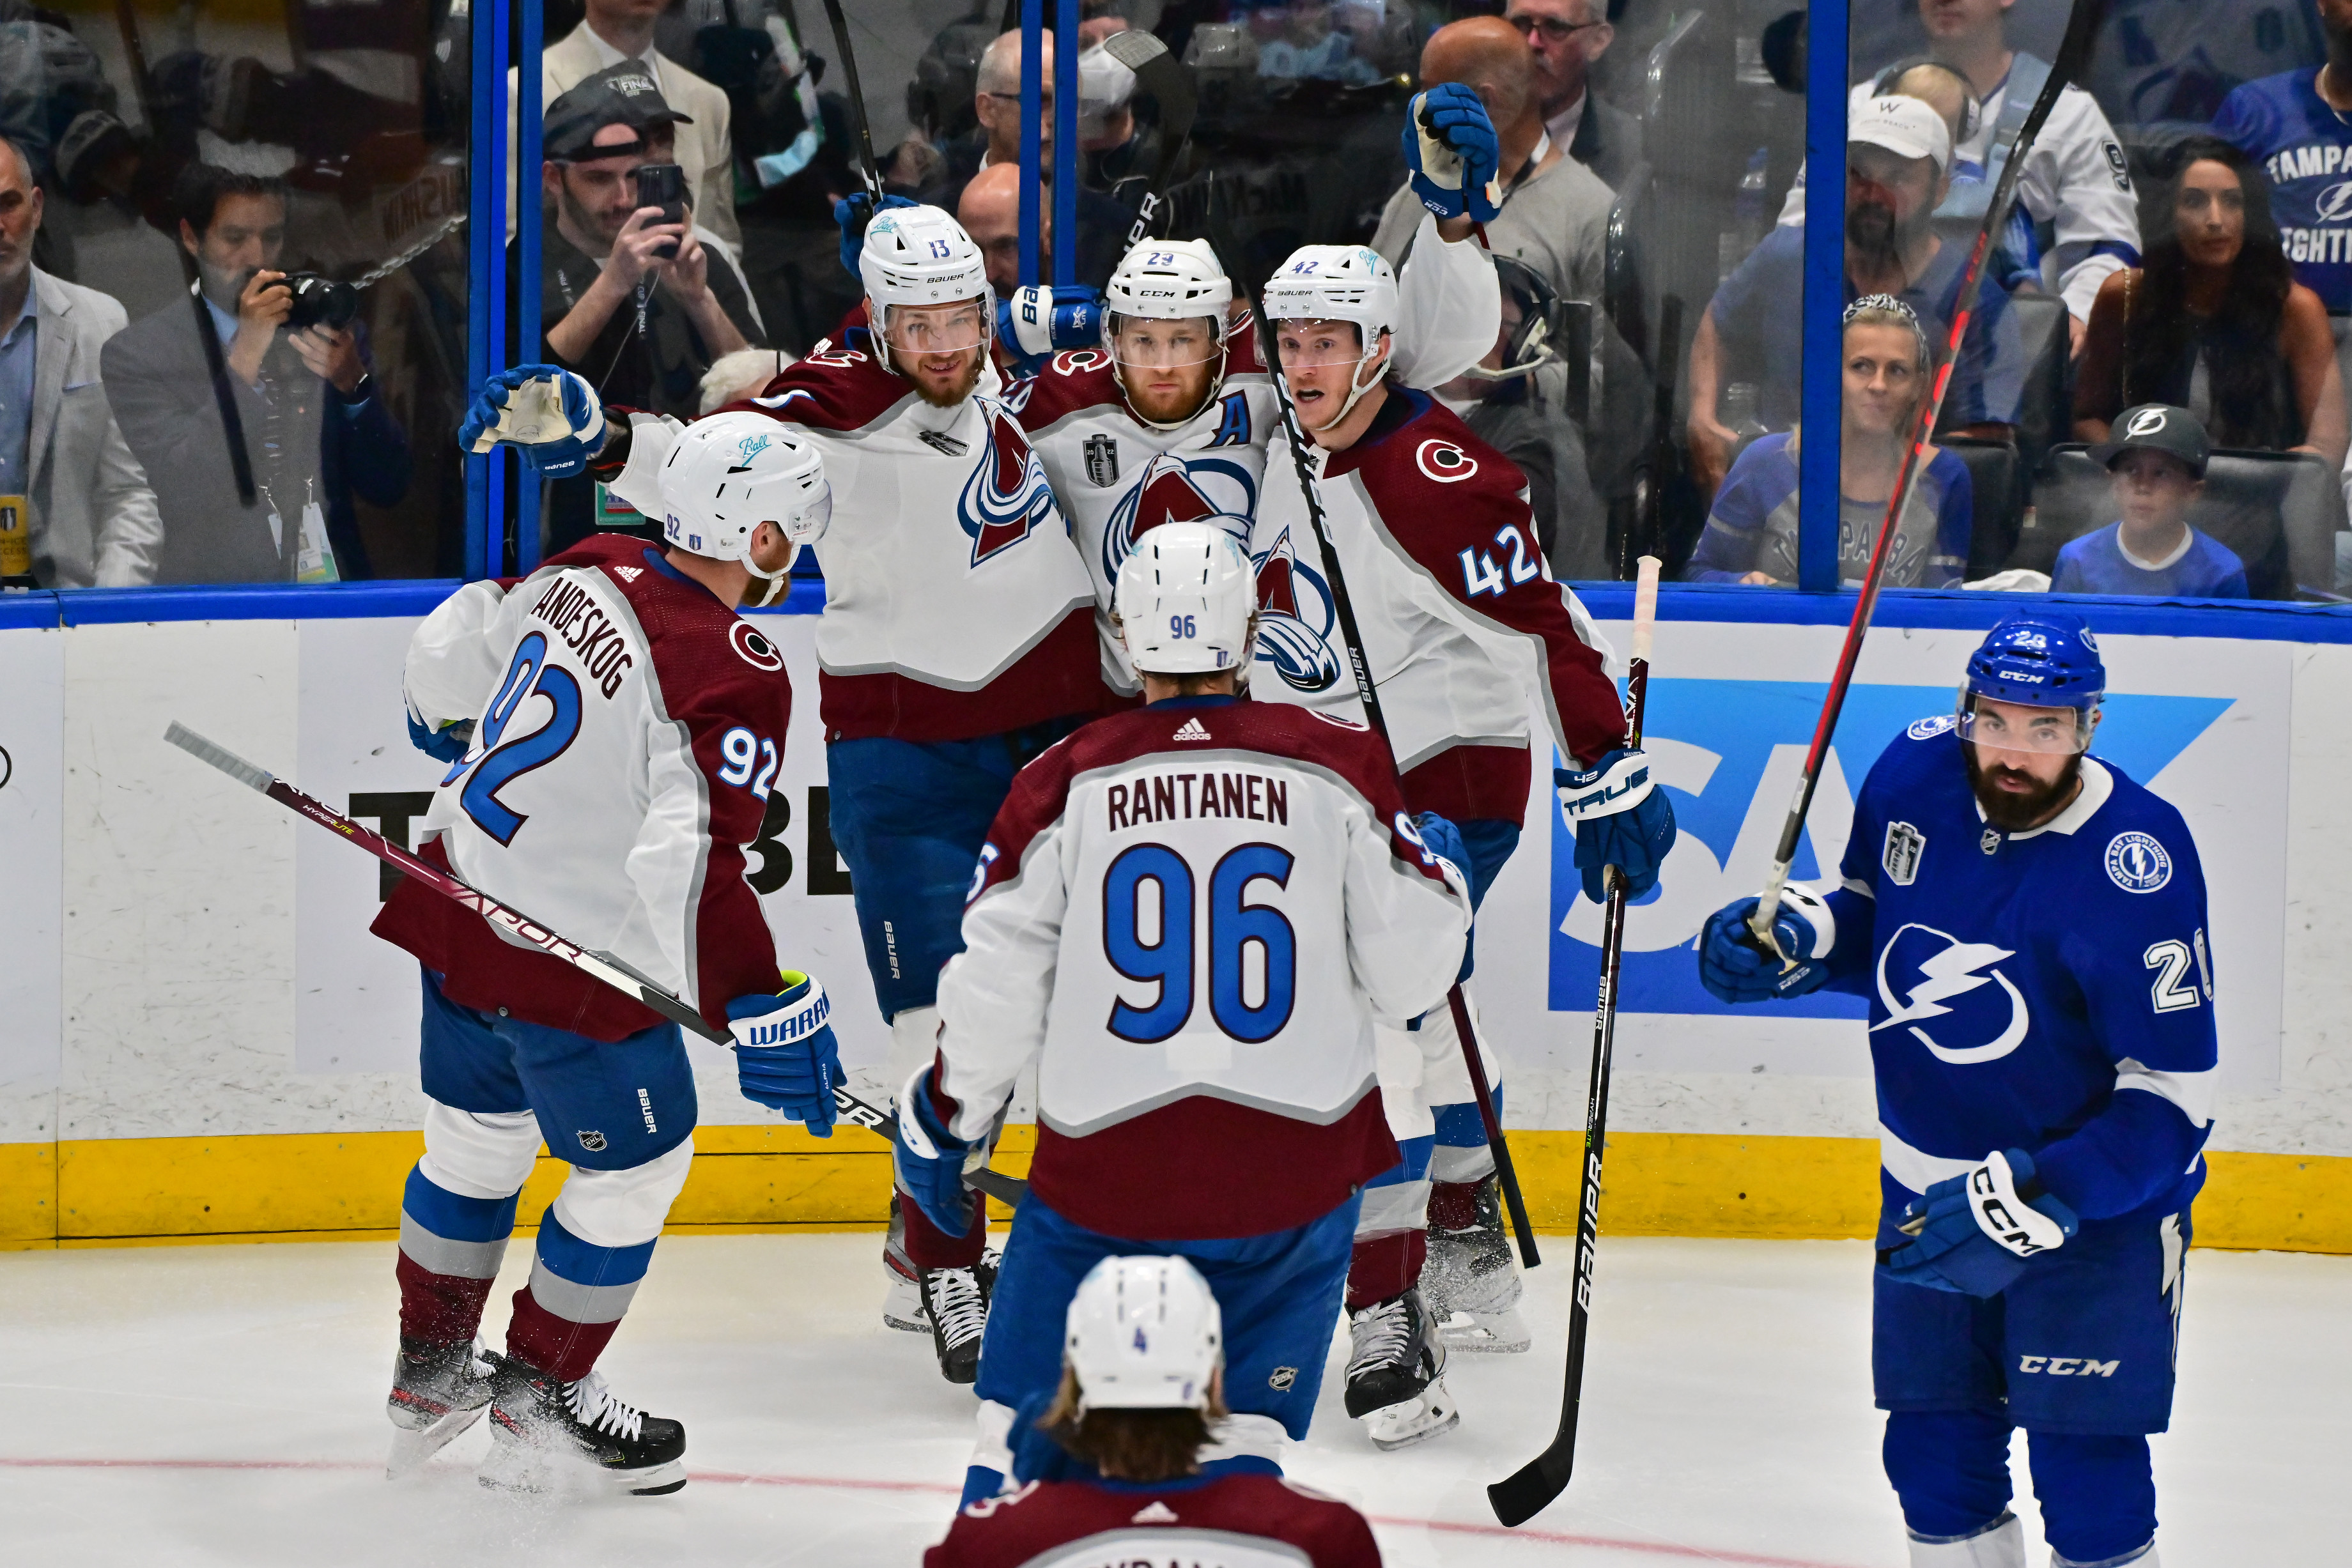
left=2050, top=522, right=2249, bottom=599
left=2214, top=68, right=2352, bottom=311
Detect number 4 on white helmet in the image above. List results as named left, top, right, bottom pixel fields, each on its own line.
left=1113, top=519, right=1257, bottom=677
left=658, top=411, right=830, bottom=586
left=1064, top=1255, right=1223, bottom=1411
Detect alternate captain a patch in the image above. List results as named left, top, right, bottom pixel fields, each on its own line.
left=1884, top=820, right=1925, bottom=886
left=1085, top=432, right=1120, bottom=487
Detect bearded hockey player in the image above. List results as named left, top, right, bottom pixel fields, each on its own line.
left=924, top=1256, right=1384, bottom=1568
left=1246, top=243, right=1674, bottom=1449
left=889, top=521, right=1474, bottom=1504
left=1698, top=616, right=2214, bottom=1568
left=462, top=203, right=1104, bottom=1387
left=374, top=413, right=845, bottom=1496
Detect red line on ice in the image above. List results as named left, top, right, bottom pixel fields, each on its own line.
left=0, top=1456, right=1865, bottom=1565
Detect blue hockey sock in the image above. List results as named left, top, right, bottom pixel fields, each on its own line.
left=2027, top=1431, right=2156, bottom=1565
left=1884, top=1408, right=2015, bottom=1540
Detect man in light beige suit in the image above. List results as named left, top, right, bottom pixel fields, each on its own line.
left=0, top=136, right=159, bottom=587
left=512, top=0, right=739, bottom=255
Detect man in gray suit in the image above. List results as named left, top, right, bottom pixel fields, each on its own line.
left=1506, top=0, right=1643, bottom=193
left=0, top=135, right=160, bottom=588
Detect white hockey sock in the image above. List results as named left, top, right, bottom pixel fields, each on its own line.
left=2052, top=1543, right=2157, bottom=1568
left=887, top=1006, right=942, bottom=1096
left=1909, top=1513, right=2025, bottom=1568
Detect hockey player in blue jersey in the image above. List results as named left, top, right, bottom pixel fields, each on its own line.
left=1696, top=615, right=2213, bottom=1568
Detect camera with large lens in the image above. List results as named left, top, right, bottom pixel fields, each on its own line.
left=281, top=272, right=358, bottom=330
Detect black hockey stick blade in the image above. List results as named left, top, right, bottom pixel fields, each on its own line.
left=817, top=0, right=883, bottom=199
left=1101, top=29, right=1198, bottom=249
left=163, top=722, right=1026, bottom=1208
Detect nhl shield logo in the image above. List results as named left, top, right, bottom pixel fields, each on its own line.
left=577, top=1130, right=608, bottom=1153
left=1883, top=821, right=1925, bottom=886
left=1267, top=1366, right=1298, bottom=1391
left=1085, top=432, right=1120, bottom=487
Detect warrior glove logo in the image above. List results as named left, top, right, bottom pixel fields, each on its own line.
left=1873, top=923, right=2029, bottom=1064
left=2105, top=831, right=2172, bottom=893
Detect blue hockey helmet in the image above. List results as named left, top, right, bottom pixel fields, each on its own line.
left=1964, top=615, right=2104, bottom=710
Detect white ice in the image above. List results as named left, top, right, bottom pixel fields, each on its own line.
left=1, top=1232, right=2343, bottom=1565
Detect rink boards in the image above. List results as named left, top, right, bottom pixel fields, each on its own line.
left=1, top=581, right=2348, bottom=1252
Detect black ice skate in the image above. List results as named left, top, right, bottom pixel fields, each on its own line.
left=917, top=1259, right=991, bottom=1385
left=477, top=1352, right=687, bottom=1496
left=1343, top=1287, right=1458, bottom=1450
left=385, top=1336, right=495, bottom=1478
left=1423, top=1176, right=1531, bottom=1355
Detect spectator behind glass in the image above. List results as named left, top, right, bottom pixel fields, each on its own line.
left=527, top=66, right=761, bottom=554
left=1691, top=95, right=2022, bottom=498
left=1687, top=296, right=1972, bottom=589
left=2074, top=138, right=2348, bottom=468
left=2053, top=404, right=2249, bottom=599
left=960, top=162, right=1033, bottom=303
left=2213, top=0, right=2352, bottom=316
left=101, top=164, right=412, bottom=586
left=1503, top=0, right=1641, bottom=192
left=0, top=133, right=161, bottom=588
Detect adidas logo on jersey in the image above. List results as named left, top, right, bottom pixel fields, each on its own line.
left=1172, top=717, right=1211, bottom=742
left=1131, top=1501, right=1179, bottom=1525
left=614, top=566, right=642, bottom=581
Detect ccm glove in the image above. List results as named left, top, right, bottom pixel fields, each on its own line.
left=460, top=365, right=606, bottom=479
left=1881, top=1148, right=2080, bottom=1298
left=1698, top=887, right=1836, bottom=1004
left=891, top=1063, right=977, bottom=1238
left=1558, top=748, right=1676, bottom=903
left=725, top=972, right=840, bottom=1135
left=1404, top=83, right=1503, bottom=222
left=833, top=191, right=918, bottom=280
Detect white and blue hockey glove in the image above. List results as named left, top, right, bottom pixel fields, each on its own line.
left=1881, top=1148, right=2079, bottom=1298
left=1404, top=84, right=1502, bottom=223
left=1698, top=888, right=1836, bottom=1004
left=1558, top=748, right=1676, bottom=904
left=726, top=972, right=840, bottom=1136
left=1410, top=810, right=1471, bottom=891
left=405, top=711, right=474, bottom=764
left=460, top=365, right=606, bottom=480
left=833, top=191, right=917, bottom=280
left=891, top=1063, right=977, bottom=1238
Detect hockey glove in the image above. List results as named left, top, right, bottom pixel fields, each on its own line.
left=1881, top=1148, right=2080, bottom=1298
left=1559, top=748, right=1676, bottom=903
left=891, top=1063, right=977, bottom=1238
left=725, top=972, right=839, bottom=1135
left=1000, top=284, right=1104, bottom=360
left=460, top=366, right=606, bottom=480
left=833, top=191, right=918, bottom=281
left=1698, top=888, right=1836, bottom=1004
left=1404, top=84, right=1503, bottom=223
left=405, top=711, right=474, bottom=764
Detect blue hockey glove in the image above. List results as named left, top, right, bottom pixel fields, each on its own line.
left=1404, top=84, right=1502, bottom=222
left=833, top=190, right=918, bottom=280
left=725, top=972, right=840, bottom=1135
left=1881, top=1148, right=2079, bottom=1298
left=1409, top=810, right=1471, bottom=890
left=891, top=1063, right=977, bottom=1238
left=999, top=284, right=1104, bottom=360
left=1698, top=887, right=1836, bottom=1003
left=1558, top=748, right=1675, bottom=903
left=405, top=711, right=474, bottom=763
left=459, top=365, right=606, bottom=479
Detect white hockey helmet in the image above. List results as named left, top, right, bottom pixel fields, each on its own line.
left=1064, top=1255, right=1222, bottom=1412
left=1113, top=519, right=1257, bottom=677
left=659, top=411, right=830, bottom=583
left=1262, top=244, right=1399, bottom=430
left=1106, top=238, right=1234, bottom=330
left=859, top=204, right=991, bottom=362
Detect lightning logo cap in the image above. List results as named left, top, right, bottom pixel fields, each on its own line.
left=2089, top=403, right=2209, bottom=477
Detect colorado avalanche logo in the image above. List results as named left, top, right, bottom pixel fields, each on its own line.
left=1100, top=452, right=1257, bottom=586
left=1251, top=524, right=1341, bottom=693
left=958, top=406, right=1059, bottom=566
left=1416, top=438, right=1478, bottom=483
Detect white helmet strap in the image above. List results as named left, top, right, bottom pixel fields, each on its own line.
left=1299, top=332, right=1390, bottom=434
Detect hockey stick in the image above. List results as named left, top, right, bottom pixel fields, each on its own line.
left=1205, top=176, right=1540, bottom=1272
left=1489, top=555, right=1659, bottom=1528
left=1749, top=0, right=2110, bottom=953
left=161, top=723, right=1028, bottom=1210
left=1099, top=29, right=1199, bottom=250
left=816, top=0, right=883, bottom=201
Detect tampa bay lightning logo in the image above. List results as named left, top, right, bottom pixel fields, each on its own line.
left=1873, top=923, right=2029, bottom=1065
left=1250, top=523, right=1341, bottom=693
left=1100, top=452, right=1257, bottom=586
left=2104, top=831, right=2172, bottom=893
left=958, top=405, right=1059, bottom=567
left=1907, top=713, right=1956, bottom=740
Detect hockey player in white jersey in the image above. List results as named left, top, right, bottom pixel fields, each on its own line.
left=1245, top=243, right=1675, bottom=1447
left=460, top=204, right=1105, bottom=1386
left=887, top=521, right=1474, bottom=1504
left=373, top=413, right=845, bottom=1495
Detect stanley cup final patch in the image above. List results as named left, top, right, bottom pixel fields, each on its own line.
left=1085, top=432, right=1120, bottom=487
left=1884, top=821, right=1925, bottom=886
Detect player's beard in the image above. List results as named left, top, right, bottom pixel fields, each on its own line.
left=1965, top=745, right=2085, bottom=832
left=896, top=345, right=987, bottom=408
left=1847, top=199, right=1899, bottom=260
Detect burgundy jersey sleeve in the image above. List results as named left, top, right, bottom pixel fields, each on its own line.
left=711, top=332, right=907, bottom=433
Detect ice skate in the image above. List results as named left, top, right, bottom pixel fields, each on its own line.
left=883, top=1197, right=929, bottom=1334
left=385, top=1336, right=495, bottom=1478
left=477, top=1352, right=687, bottom=1496
left=1423, top=1175, right=1531, bottom=1354
left=918, top=1259, right=991, bottom=1385
left=1343, top=1288, right=1458, bottom=1450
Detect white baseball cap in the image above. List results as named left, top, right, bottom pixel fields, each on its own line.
left=1850, top=94, right=1951, bottom=173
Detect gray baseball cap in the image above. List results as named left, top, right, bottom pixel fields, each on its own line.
left=544, top=63, right=693, bottom=162
left=2090, top=404, right=2209, bottom=478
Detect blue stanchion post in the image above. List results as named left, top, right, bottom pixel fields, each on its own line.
left=1798, top=0, right=1849, bottom=593
left=1020, top=1, right=1043, bottom=288
left=516, top=0, right=543, bottom=574
left=485, top=0, right=511, bottom=578
left=465, top=0, right=495, bottom=581
left=1053, top=0, right=1078, bottom=289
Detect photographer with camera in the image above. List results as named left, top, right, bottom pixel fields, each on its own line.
left=101, top=164, right=412, bottom=585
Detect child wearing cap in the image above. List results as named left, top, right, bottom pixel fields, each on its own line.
left=2052, top=404, right=2250, bottom=599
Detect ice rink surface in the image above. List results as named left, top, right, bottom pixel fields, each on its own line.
left=1, top=1231, right=2342, bottom=1565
